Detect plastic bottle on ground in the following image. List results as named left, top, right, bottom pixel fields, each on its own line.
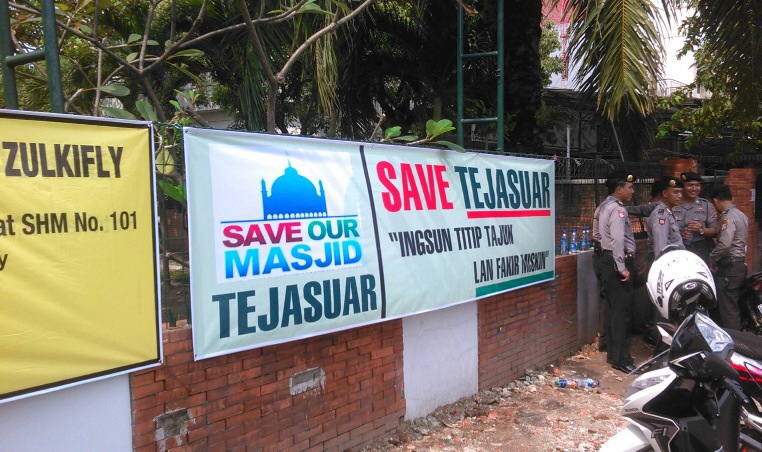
left=553, top=378, right=600, bottom=389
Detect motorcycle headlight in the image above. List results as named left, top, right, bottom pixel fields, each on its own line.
left=669, top=312, right=735, bottom=378
left=624, top=373, right=671, bottom=399
left=695, top=312, right=733, bottom=353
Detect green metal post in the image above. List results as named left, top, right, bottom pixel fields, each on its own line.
left=456, top=5, right=465, bottom=147
left=456, top=0, right=505, bottom=152
left=496, top=0, right=504, bottom=153
left=0, top=0, right=18, bottom=108
left=41, top=0, right=64, bottom=113
left=0, top=0, right=64, bottom=112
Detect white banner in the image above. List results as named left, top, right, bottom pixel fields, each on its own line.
left=185, top=129, right=555, bottom=359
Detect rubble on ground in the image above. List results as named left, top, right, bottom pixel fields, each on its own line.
left=360, top=339, right=646, bottom=451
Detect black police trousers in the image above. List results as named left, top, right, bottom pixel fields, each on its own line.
left=596, top=252, right=635, bottom=367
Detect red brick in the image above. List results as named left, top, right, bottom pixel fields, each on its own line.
left=370, top=346, right=394, bottom=360
left=134, top=443, right=157, bottom=452
left=133, top=394, right=159, bottom=414
left=133, top=431, right=157, bottom=449
left=206, top=403, right=244, bottom=424
left=133, top=419, right=156, bottom=436
left=131, top=371, right=157, bottom=387
left=227, top=366, right=262, bottom=384
left=132, top=380, right=165, bottom=400
left=186, top=419, right=225, bottom=443
left=166, top=351, right=194, bottom=366
left=187, top=375, right=227, bottom=395
left=166, top=392, right=206, bottom=412
left=162, top=339, right=191, bottom=356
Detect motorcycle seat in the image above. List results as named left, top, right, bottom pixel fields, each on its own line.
left=727, top=328, right=762, bottom=361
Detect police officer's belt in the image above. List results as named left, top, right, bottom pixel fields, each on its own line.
left=718, top=256, right=745, bottom=265
left=602, top=250, right=634, bottom=259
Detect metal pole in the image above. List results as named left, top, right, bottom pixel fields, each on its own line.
left=0, top=0, right=18, bottom=108
left=456, top=4, right=464, bottom=148
left=0, top=0, right=64, bottom=112
left=496, top=0, right=504, bottom=153
left=41, top=0, right=64, bottom=113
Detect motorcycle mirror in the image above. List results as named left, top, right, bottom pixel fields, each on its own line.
left=701, top=352, right=739, bottom=381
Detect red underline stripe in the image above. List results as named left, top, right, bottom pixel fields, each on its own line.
left=467, top=209, right=551, bottom=219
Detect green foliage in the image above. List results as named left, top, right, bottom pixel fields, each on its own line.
left=563, top=0, right=665, bottom=121
left=382, top=118, right=465, bottom=152
left=540, top=21, right=563, bottom=87
left=656, top=2, right=762, bottom=151
left=158, top=180, right=187, bottom=207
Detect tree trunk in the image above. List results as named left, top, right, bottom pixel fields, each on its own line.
left=267, top=83, right=277, bottom=132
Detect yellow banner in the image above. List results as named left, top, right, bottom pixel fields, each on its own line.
left=0, top=111, right=160, bottom=401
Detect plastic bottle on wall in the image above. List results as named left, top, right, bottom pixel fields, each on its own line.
left=569, top=227, right=578, bottom=254
left=580, top=227, right=589, bottom=251
left=560, top=230, right=568, bottom=255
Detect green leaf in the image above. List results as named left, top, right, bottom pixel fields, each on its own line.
left=147, top=40, right=159, bottom=46
left=427, top=119, right=455, bottom=139
left=299, top=1, right=328, bottom=14
left=136, top=99, right=158, bottom=122
left=395, top=135, right=418, bottom=142
left=433, top=140, right=466, bottom=152
left=97, top=84, right=130, bottom=96
left=384, top=126, right=401, bottom=140
left=158, top=180, right=186, bottom=206
left=127, top=33, right=142, bottom=44
left=167, top=62, right=205, bottom=86
left=155, top=150, right=176, bottom=176
left=169, top=49, right=205, bottom=59
left=78, top=24, right=92, bottom=34
left=102, top=107, right=136, bottom=120
left=169, top=100, right=182, bottom=112
left=425, top=119, right=436, bottom=137
left=126, top=52, right=138, bottom=63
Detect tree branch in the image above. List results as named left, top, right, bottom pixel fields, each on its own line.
left=277, top=0, right=376, bottom=81
left=238, top=0, right=279, bottom=86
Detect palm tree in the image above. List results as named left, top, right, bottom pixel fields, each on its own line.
left=560, top=0, right=668, bottom=123
left=561, top=0, right=762, bottom=130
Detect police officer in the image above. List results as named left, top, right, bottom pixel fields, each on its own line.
left=592, top=176, right=656, bottom=353
left=644, top=178, right=666, bottom=264
left=708, top=184, right=748, bottom=331
left=646, top=176, right=685, bottom=260
left=673, top=172, right=718, bottom=265
left=593, top=171, right=638, bottom=373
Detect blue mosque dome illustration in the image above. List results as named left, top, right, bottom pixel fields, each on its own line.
left=261, top=163, right=328, bottom=219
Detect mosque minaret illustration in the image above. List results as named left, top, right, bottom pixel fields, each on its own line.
left=261, top=162, right=328, bottom=220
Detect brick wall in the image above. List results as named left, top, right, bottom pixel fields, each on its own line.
left=132, top=256, right=581, bottom=450
left=477, top=255, right=579, bottom=389
left=131, top=321, right=405, bottom=451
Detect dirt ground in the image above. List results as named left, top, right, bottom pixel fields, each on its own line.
left=361, top=335, right=655, bottom=452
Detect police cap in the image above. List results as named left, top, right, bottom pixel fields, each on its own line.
left=680, top=172, right=703, bottom=183
left=605, top=170, right=635, bottom=190
left=651, top=178, right=666, bottom=198
left=707, top=184, right=732, bottom=200
left=661, top=176, right=683, bottom=190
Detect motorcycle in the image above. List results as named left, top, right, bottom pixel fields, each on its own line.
left=741, top=271, right=762, bottom=335
left=601, top=311, right=762, bottom=451
left=601, top=250, right=762, bottom=451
